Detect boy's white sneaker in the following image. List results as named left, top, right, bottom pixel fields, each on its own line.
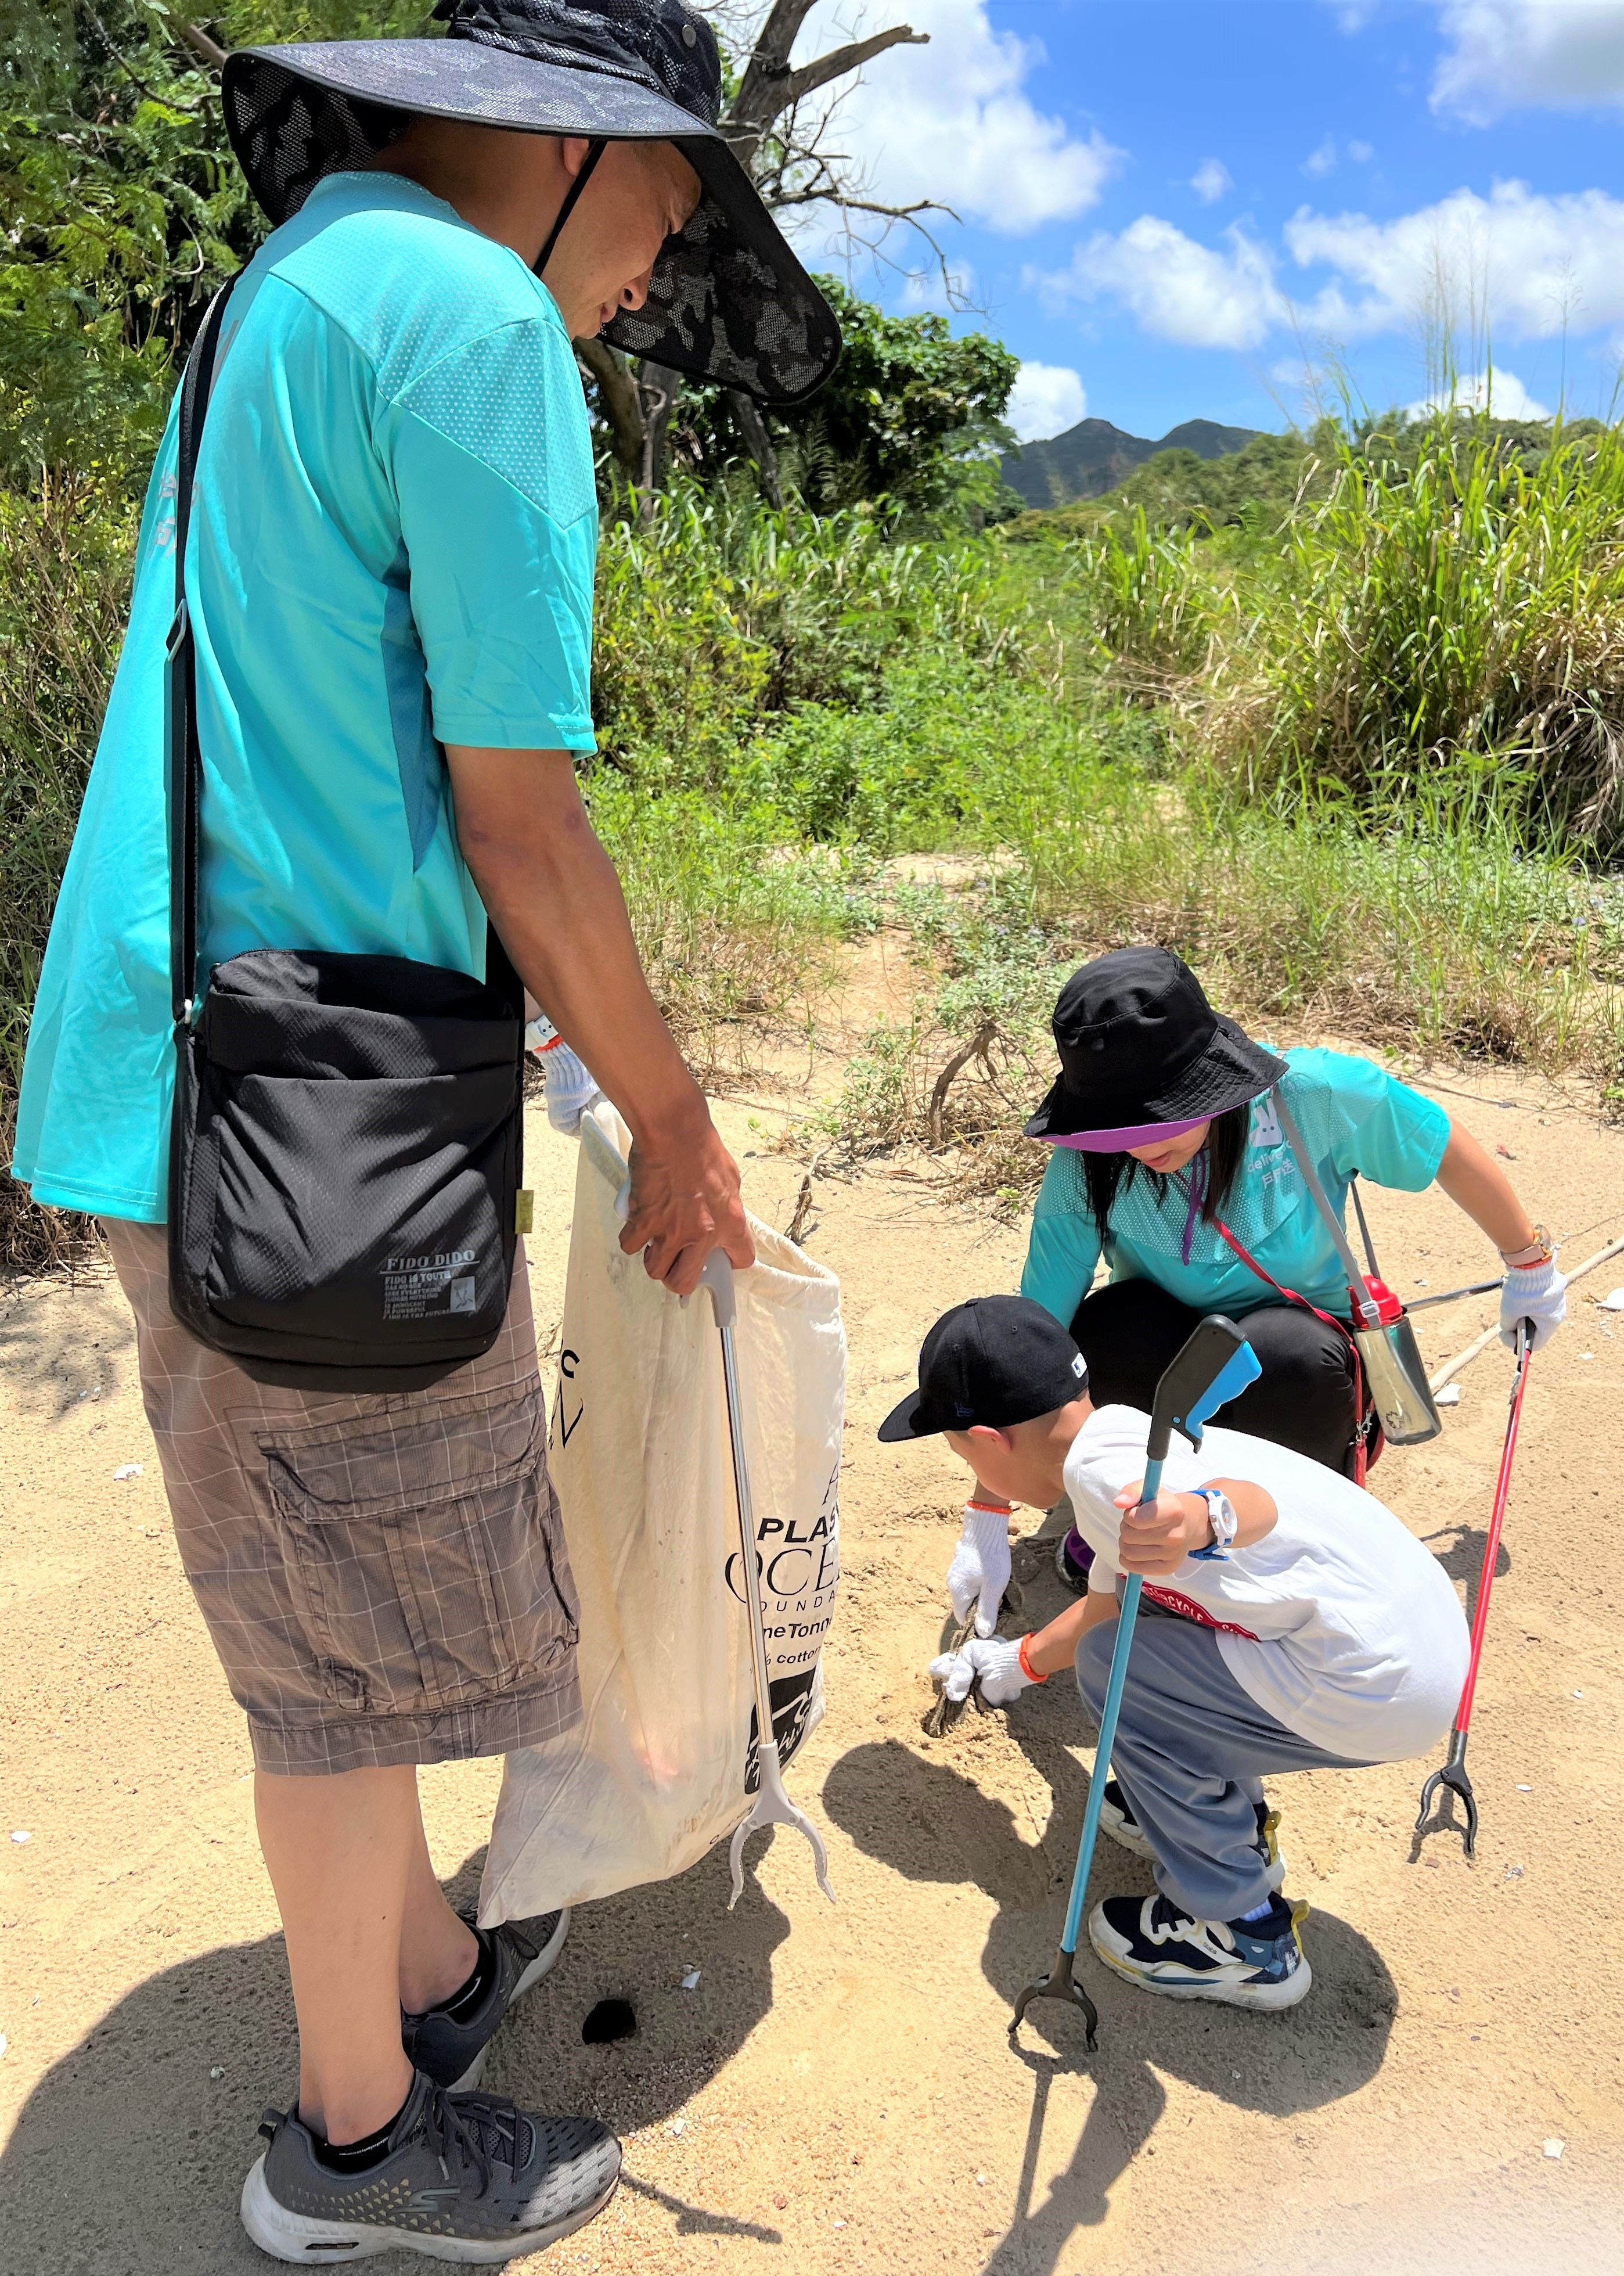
left=1089, top=1890, right=1311, bottom=2011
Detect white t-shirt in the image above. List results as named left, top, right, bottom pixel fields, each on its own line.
left=1065, top=1405, right=1470, bottom=1762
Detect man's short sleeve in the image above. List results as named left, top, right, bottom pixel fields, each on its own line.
left=386, top=316, right=597, bottom=752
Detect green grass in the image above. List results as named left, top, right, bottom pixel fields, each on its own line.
left=9, top=419, right=1624, bottom=1268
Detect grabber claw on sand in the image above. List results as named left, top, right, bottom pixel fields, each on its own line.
left=1416, top=1320, right=1533, bottom=1860
left=699, top=1250, right=836, bottom=1911
left=1011, top=1315, right=1261, bottom=2053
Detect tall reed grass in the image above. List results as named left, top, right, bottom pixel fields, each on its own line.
left=8, top=415, right=1624, bottom=1269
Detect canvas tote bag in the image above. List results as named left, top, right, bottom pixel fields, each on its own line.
left=479, top=1102, right=844, bottom=1923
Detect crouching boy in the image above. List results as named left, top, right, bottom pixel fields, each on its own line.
left=880, top=1297, right=1470, bottom=2011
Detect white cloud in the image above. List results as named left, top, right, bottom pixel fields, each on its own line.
left=1038, top=217, right=1288, bottom=350
left=1006, top=362, right=1088, bottom=441
left=1304, top=135, right=1338, bottom=177
left=1433, top=1, right=1624, bottom=121
left=1284, top=181, right=1624, bottom=339
left=790, top=0, right=1123, bottom=233
left=1409, top=367, right=1551, bottom=417
left=1348, top=138, right=1375, bottom=161
left=1039, top=179, right=1624, bottom=362
left=1191, top=157, right=1233, bottom=204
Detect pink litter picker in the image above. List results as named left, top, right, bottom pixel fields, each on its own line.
left=699, top=1250, right=835, bottom=1910
left=1415, top=1318, right=1534, bottom=1860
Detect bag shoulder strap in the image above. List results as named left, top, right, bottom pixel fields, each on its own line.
left=1267, top=1086, right=1380, bottom=1327
left=167, top=278, right=240, bottom=1031
left=1212, top=1216, right=1371, bottom=1486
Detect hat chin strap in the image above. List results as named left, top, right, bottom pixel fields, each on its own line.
left=535, top=135, right=608, bottom=279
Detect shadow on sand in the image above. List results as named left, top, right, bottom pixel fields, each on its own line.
left=0, top=1840, right=786, bottom=2275
left=823, top=1710, right=1398, bottom=2276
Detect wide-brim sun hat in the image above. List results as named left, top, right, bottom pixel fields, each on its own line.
left=1025, top=945, right=1287, bottom=1147
left=219, top=0, right=841, bottom=407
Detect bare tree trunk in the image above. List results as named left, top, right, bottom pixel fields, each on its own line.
left=574, top=337, right=643, bottom=478
left=728, top=390, right=783, bottom=510
left=637, top=362, right=679, bottom=518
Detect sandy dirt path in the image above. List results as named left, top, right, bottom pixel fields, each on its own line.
left=3, top=1026, right=1622, bottom=2275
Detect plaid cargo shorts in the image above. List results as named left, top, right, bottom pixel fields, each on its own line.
left=104, top=1219, right=582, bottom=1776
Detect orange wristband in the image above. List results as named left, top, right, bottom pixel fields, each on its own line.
left=1017, top=1633, right=1047, bottom=1685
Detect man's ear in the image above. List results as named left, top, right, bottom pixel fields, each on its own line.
left=964, top=1423, right=1012, bottom=1456
left=560, top=135, right=593, bottom=179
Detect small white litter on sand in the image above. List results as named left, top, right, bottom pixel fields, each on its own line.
left=1436, top=1385, right=1462, bottom=1407
left=112, top=1463, right=143, bottom=1482
left=1544, top=2138, right=1565, bottom=2160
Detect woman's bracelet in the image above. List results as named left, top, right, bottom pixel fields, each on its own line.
left=1500, top=1226, right=1554, bottom=1268
left=1017, top=1633, right=1048, bottom=1685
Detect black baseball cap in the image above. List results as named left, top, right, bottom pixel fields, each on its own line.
left=877, top=1296, right=1089, bottom=1444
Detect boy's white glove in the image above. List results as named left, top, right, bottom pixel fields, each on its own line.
left=946, top=1500, right=1013, bottom=1638
left=929, top=1635, right=1032, bottom=1707
left=1500, top=1256, right=1566, bottom=1351
left=525, top=1018, right=601, bottom=1137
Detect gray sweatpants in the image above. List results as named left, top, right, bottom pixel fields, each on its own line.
left=1075, top=1605, right=1372, bottom=1921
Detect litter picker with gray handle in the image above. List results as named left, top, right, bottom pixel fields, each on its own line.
left=1009, top=1314, right=1261, bottom=2051
left=699, top=1249, right=836, bottom=1910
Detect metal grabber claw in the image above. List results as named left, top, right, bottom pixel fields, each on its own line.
left=700, top=1251, right=835, bottom=1910
left=1009, top=1941, right=1099, bottom=2052
left=1416, top=1732, right=1479, bottom=1859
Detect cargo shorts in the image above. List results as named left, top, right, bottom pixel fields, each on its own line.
left=104, top=1219, right=582, bottom=1776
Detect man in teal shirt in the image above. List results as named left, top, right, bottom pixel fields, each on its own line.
left=15, top=1, right=840, bottom=2259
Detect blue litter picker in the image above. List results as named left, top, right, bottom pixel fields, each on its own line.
left=1010, top=1314, right=1261, bottom=2050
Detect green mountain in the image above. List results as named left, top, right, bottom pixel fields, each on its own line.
left=1002, top=416, right=1264, bottom=510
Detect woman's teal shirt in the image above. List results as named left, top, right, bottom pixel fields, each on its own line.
left=1019, top=1047, right=1449, bottom=1331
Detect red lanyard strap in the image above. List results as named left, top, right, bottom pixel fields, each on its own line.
left=1213, top=1217, right=1371, bottom=1484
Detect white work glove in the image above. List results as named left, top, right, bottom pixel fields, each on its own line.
left=930, top=1635, right=1034, bottom=1707
left=1500, top=1256, right=1566, bottom=1351
left=946, top=1500, right=1013, bottom=1638
left=525, top=1019, right=601, bottom=1136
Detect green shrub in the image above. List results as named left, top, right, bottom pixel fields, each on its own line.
left=1216, top=415, right=1624, bottom=844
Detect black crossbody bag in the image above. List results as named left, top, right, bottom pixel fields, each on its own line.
left=165, top=278, right=526, bottom=1391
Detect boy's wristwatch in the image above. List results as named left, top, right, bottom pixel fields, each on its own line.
left=1189, top=1487, right=1238, bottom=1562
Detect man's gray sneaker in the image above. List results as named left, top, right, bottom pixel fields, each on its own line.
left=403, top=1910, right=570, bottom=2092
left=240, top=2070, right=620, bottom=2266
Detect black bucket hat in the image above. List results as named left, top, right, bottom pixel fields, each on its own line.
left=1025, top=947, right=1287, bottom=1144
left=219, top=0, right=842, bottom=407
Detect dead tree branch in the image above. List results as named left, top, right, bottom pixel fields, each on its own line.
left=179, top=20, right=228, bottom=69
left=927, top=1022, right=999, bottom=1149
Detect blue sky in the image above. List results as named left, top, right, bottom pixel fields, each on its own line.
left=784, top=1, right=1624, bottom=440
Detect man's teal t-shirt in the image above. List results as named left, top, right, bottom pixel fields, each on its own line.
left=1020, top=1047, right=1450, bottom=1328
left=14, top=171, right=597, bottom=1222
